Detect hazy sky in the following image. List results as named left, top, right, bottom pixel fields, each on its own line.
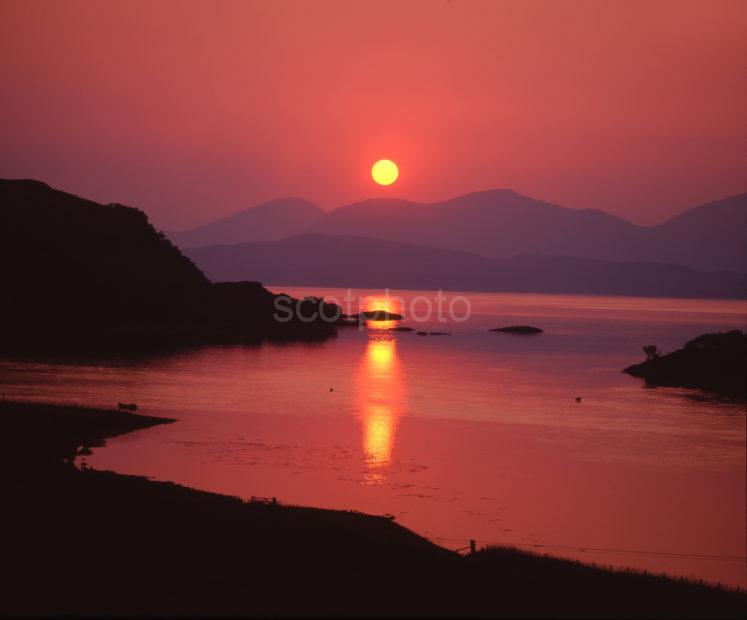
left=1, top=0, right=745, bottom=228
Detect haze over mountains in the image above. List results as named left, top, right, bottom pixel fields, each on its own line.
left=168, top=197, right=323, bottom=248
left=172, top=190, right=747, bottom=274
left=3, top=178, right=744, bottom=302
left=186, top=234, right=746, bottom=300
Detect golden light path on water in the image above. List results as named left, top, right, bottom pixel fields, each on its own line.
left=357, top=336, right=403, bottom=484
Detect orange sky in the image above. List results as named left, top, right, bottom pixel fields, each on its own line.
left=1, top=0, right=745, bottom=228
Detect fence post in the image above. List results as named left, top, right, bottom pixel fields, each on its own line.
left=470, top=539, right=476, bottom=554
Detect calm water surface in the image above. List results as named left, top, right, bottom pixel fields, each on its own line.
left=2, top=290, right=745, bottom=588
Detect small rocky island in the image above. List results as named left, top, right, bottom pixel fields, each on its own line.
left=490, top=325, right=544, bottom=334
left=351, top=310, right=404, bottom=321
left=624, top=330, right=746, bottom=400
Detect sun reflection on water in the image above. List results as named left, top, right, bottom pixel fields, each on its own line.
left=361, top=295, right=403, bottom=331
left=357, top=336, right=404, bottom=483
left=368, top=319, right=398, bottom=330
left=362, top=295, right=401, bottom=316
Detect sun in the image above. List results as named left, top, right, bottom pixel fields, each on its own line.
left=371, top=159, right=399, bottom=185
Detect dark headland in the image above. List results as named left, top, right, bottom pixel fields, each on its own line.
left=0, top=179, right=341, bottom=356
left=1, top=400, right=744, bottom=617
left=624, top=330, right=747, bottom=400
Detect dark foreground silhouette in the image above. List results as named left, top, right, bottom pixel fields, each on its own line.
left=1, top=401, right=743, bottom=617
left=624, top=330, right=746, bottom=400
left=0, top=179, right=340, bottom=355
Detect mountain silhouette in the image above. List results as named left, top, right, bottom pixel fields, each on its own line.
left=173, top=189, right=746, bottom=272
left=185, top=234, right=746, bottom=299
left=301, top=190, right=747, bottom=273
left=645, top=194, right=747, bottom=272
left=168, top=197, right=323, bottom=247
left=309, top=190, right=639, bottom=260
left=0, top=179, right=336, bottom=353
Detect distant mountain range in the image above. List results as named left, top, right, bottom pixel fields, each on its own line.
left=168, top=198, right=323, bottom=248
left=171, top=190, right=747, bottom=273
left=186, top=234, right=746, bottom=300
left=5, top=179, right=743, bottom=307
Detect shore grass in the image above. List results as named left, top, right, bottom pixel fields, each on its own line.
left=0, top=400, right=744, bottom=617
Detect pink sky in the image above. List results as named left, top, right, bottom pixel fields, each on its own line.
left=1, top=0, right=745, bottom=228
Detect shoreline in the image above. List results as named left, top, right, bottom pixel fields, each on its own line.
left=1, top=399, right=744, bottom=616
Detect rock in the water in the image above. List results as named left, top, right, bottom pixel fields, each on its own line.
left=490, top=325, right=543, bottom=334
left=351, top=310, right=404, bottom=321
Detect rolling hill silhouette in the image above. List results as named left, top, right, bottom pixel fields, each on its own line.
left=172, top=189, right=747, bottom=273
left=309, top=190, right=641, bottom=262
left=305, top=190, right=747, bottom=272
left=645, top=194, right=747, bottom=272
left=168, top=197, right=323, bottom=248
left=0, top=179, right=336, bottom=353
left=185, top=234, right=746, bottom=299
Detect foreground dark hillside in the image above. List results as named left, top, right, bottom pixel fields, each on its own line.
left=0, top=179, right=338, bottom=353
left=1, top=400, right=743, bottom=617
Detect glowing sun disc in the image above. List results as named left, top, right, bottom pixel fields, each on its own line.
left=371, top=159, right=399, bottom=185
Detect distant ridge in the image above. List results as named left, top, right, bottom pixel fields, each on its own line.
left=168, top=197, right=323, bottom=248
left=646, top=194, right=747, bottom=273
left=307, top=190, right=641, bottom=263
left=173, top=189, right=747, bottom=273
left=185, top=234, right=747, bottom=300
left=305, top=190, right=747, bottom=273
